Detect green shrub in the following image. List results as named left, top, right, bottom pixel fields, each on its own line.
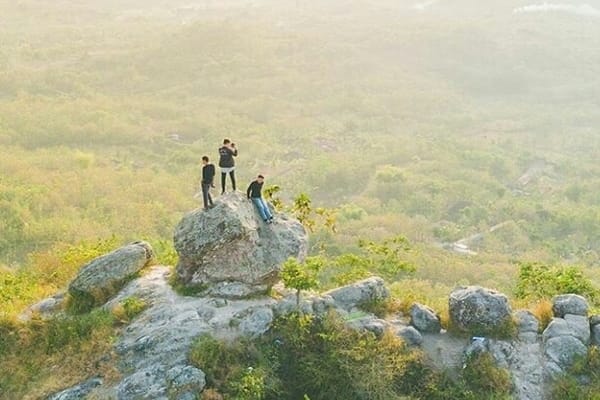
left=42, top=309, right=115, bottom=353
left=281, top=257, right=324, bottom=306
left=0, top=310, right=117, bottom=398
left=112, top=296, right=148, bottom=323
left=515, top=262, right=599, bottom=304
left=462, top=352, right=513, bottom=396
left=189, top=334, right=281, bottom=399
left=190, top=312, right=515, bottom=400
left=147, top=238, right=179, bottom=266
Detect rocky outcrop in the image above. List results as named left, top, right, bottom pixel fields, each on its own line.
left=449, top=286, right=512, bottom=333
left=324, top=276, right=389, bottom=311
left=174, top=192, right=308, bottom=298
left=68, top=241, right=154, bottom=309
left=410, top=303, right=441, bottom=333
left=35, top=235, right=600, bottom=400
left=102, top=266, right=276, bottom=399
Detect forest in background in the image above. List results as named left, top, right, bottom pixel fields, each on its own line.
left=2, top=0, right=600, bottom=314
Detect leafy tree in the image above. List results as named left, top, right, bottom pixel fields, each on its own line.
left=330, top=236, right=416, bottom=285
left=281, top=257, right=324, bottom=306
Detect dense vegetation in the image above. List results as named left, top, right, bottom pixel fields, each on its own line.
left=190, top=312, right=513, bottom=400
left=1, top=0, right=600, bottom=398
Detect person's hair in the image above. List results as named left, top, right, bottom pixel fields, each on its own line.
left=202, top=156, right=209, bottom=162
left=223, top=139, right=231, bottom=144
left=258, top=174, right=265, bottom=179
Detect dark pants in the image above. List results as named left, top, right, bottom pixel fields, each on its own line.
left=221, top=171, right=236, bottom=193
left=202, top=183, right=213, bottom=209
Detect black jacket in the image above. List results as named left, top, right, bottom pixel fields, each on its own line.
left=202, top=164, right=215, bottom=184
left=247, top=180, right=264, bottom=198
left=219, top=146, right=238, bottom=168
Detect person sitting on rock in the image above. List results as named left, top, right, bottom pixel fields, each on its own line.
left=218, top=138, right=238, bottom=194
left=247, top=174, right=274, bottom=224
left=201, top=155, right=215, bottom=210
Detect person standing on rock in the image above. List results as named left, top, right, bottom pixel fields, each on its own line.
left=201, top=156, right=215, bottom=210
left=247, top=174, right=274, bottom=224
left=219, top=139, right=238, bottom=194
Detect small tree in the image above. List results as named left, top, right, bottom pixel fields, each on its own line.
left=281, top=256, right=324, bottom=306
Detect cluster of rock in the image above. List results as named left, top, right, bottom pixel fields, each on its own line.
left=34, top=195, right=600, bottom=400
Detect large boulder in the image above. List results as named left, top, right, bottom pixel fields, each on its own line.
left=449, top=286, right=512, bottom=333
left=174, top=192, right=308, bottom=298
left=552, top=294, right=589, bottom=318
left=68, top=241, right=154, bottom=310
left=325, top=276, right=389, bottom=311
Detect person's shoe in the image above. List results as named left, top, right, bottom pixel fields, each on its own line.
left=209, top=204, right=215, bottom=209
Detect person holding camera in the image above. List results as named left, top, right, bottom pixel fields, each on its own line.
left=218, top=138, right=238, bottom=194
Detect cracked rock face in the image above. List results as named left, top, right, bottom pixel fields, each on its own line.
left=174, top=192, right=308, bottom=298
left=449, top=286, right=512, bottom=333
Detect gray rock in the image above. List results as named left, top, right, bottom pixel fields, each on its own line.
left=552, top=294, right=588, bottom=318
left=544, top=335, right=588, bottom=370
left=19, top=293, right=65, bottom=322
left=464, top=337, right=488, bottom=360
left=590, top=315, right=600, bottom=326
left=448, top=286, right=512, bottom=333
left=117, top=365, right=168, bottom=399
left=207, top=281, right=269, bottom=299
left=410, top=303, right=441, bottom=333
left=346, top=316, right=388, bottom=338
left=564, top=314, right=591, bottom=344
left=166, top=365, right=206, bottom=393
left=514, top=310, right=539, bottom=334
left=174, top=192, right=308, bottom=297
left=544, top=361, right=564, bottom=381
left=107, top=266, right=275, bottom=396
left=542, top=315, right=590, bottom=345
left=542, top=318, right=571, bottom=342
left=69, top=241, right=154, bottom=308
left=234, top=306, right=274, bottom=338
left=397, top=326, right=423, bottom=346
left=48, top=378, right=103, bottom=400
left=592, top=324, right=600, bottom=346
left=311, top=295, right=335, bottom=315
left=272, top=296, right=313, bottom=317
left=325, top=276, right=389, bottom=311
left=208, top=298, right=228, bottom=308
